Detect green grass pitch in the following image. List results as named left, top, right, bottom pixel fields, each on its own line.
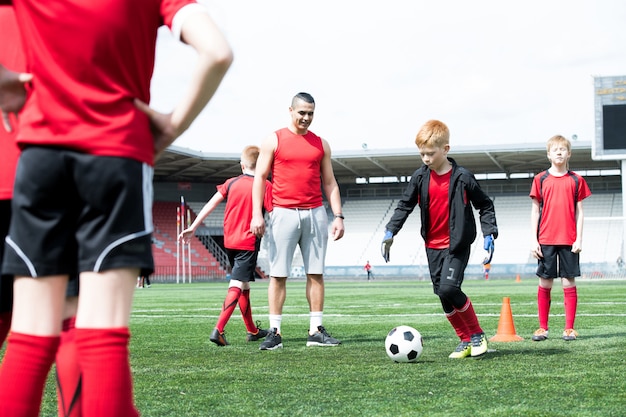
left=34, top=278, right=626, bottom=416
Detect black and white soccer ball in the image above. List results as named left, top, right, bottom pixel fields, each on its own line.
left=385, top=325, right=423, bottom=363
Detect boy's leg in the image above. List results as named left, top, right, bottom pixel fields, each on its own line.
left=562, top=278, right=577, bottom=339
left=56, top=290, right=82, bottom=417
left=0, top=275, right=67, bottom=417
left=75, top=269, right=139, bottom=417
left=215, top=284, right=242, bottom=333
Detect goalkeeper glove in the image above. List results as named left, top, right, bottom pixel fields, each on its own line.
left=381, top=230, right=394, bottom=263
left=483, top=234, right=494, bottom=265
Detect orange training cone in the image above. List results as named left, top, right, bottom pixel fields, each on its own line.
left=515, top=274, right=521, bottom=283
left=489, top=297, right=524, bottom=342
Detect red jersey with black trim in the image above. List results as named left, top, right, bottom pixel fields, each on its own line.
left=530, top=170, right=591, bottom=245
left=218, top=174, right=273, bottom=251
left=5, top=0, right=196, bottom=165
left=0, top=6, right=25, bottom=200
left=426, top=170, right=451, bottom=249
left=271, top=127, right=324, bottom=209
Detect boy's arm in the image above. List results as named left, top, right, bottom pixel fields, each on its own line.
left=530, top=198, right=542, bottom=259
left=179, top=192, right=224, bottom=241
left=572, top=200, right=584, bottom=253
left=466, top=174, right=498, bottom=238
left=385, top=170, right=420, bottom=235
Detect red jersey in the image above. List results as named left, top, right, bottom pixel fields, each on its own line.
left=0, top=6, right=25, bottom=200
left=217, top=174, right=273, bottom=251
left=6, top=0, right=196, bottom=165
left=426, top=170, right=451, bottom=249
left=530, top=170, right=591, bottom=245
left=271, top=128, right=324, bottom=209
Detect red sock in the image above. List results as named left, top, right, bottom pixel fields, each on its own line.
left=75, top=328, right=139, bottom=417
left=0, top=311, right=11, bottom=347
left=239, top=289, right=257, bottom=333
left=457, top=299, right=484, bottom=335
left=445, top=310, right=470, bottom=342
left=216, top=287, right=241, bottom=332
left=56, top=317, right=82, bottom=417
left=537, top=286, right=551, bottom=330
left=563, top=286, right=578, bottom=330
left=0, top=332, right=60, bottom=417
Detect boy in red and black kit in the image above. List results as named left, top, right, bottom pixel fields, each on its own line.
left=382, top=120, right=498, bottom=359
left=530, top=135, right=591, bottom=342
left=0, top=2, right=232, bottom=416
left=180, top=145, right=273, bottom=346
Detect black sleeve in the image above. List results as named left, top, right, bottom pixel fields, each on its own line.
left=385, top=169, right=421, bottom=235
left=464, top=170, right=498, bottom=239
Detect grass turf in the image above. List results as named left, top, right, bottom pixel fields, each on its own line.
left=33, top=278, right=626, bottom=416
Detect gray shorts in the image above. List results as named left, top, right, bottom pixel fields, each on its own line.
left=268, top=206, right=328, bottom=277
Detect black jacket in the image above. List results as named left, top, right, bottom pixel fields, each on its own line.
left=385, top=157, right=498, bottom=254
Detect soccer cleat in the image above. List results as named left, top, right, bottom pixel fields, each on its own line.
left=259, top=328, right=283, bottom=350
left=448, top=341, right=471, bottom=359
left=209, top=328, right=229, bottom=346
left=306, top=325, right=341, bottom=347
left=247, top=321, right=269, bottom=342
left=532, top=328, right=549, bottom=341
left=470, top=332, right=488, bottom=357
left=562, top=329, right=578, bottom=341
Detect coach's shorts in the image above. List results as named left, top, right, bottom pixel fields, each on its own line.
left=227, top=244, right=260, bottom=283
left=2, top=147, right=154, bottom=278
left=268, top=206, right=328, bottom=277
left=536, top=245, right=580, bottom=279
left=425, top=246, right=471, bottom=295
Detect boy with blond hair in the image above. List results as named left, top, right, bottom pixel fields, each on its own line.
left=382, top=120, right=498, bottom=358
left=180, top=145, right=272, bottom=346
left=530, top=135, right=591, bottom=341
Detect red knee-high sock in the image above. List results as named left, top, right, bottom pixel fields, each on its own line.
left=445, top=310, right=470, bottom=342
left=563, top=286, right=578, bottom=330
left=238, top=289, right=257, bottom=333
left=0, top=332, right=60, bottom=417
left=0, top=311, right=11, bottom=347
left=457, top=299, right=484, bottom=335
left=56, top=317, right=82, bottom=417
left=537, top=286, right=551, bottom=330
left=216, top=287, right=241, bottom=332
left=75, top=328, right=138, bottom=417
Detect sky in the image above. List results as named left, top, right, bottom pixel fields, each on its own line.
left=149, top=0, right=626, bottom=155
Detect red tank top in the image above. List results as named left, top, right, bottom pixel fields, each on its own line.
left=272, top=128, right=324, bottom=209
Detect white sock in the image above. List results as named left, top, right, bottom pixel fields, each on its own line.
left=310, top=311, right=323, bottom=334
left=269, top=314, right=282, bottom=334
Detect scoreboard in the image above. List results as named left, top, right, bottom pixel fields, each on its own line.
left=594, top=75, right=626, bottom=160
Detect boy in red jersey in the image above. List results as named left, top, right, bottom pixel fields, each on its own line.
left=179, top=145, right=273, bottom=346
left=530, top=135, right=591, bottom=342
left=250, top=92, right=345, bottom=350
left=0, top=1, right=232, bottom=416
left=382, top=120, right=498, bottom=359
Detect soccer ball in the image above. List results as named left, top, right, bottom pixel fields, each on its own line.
left=385, top=325, right=423, bottom=363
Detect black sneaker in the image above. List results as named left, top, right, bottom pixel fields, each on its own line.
left=259, top=328, right=283, bottom=350
left=209, top=328, right=229, bottom=346
left=306, top=325, right=341, bottom=347
left=247, top=321, right=269, bottom=342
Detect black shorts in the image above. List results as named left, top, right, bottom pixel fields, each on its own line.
left=0, top=199, right=12, bottom=313
left=227, top=246, right=260, bottom=283
left=2, top=147, right=154, bottom=278
left=425, top=246, right=471, bottom=294
left=536, top=245, right=580, bottom=279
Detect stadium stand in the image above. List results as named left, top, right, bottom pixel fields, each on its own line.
left=163, top=192, right=624, bottom=278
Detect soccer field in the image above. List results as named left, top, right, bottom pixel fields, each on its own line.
left=36, top=278, right=625, bottom=416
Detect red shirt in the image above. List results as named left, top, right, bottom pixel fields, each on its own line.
left=271, top=128, right=324, bottom=209
left=218, top=174, right=273, bottom=251
left=0, top=6, right=25, bottom=200
left=426, top=170, right=451, bottom=249
left=5, top=0, right=195, bottom=165
left=530, top=171, right=591, bottom=245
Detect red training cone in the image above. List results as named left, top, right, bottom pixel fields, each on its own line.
left=489, top=297, right=524, bottom=342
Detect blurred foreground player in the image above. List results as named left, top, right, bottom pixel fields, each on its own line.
left=0, top=1, right=232, bottom=416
